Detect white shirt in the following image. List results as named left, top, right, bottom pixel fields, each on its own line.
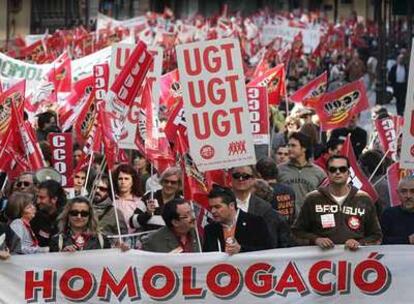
left=331, top=193, right=348, bottom=206
left=236, top=193, right=251, bottom=213
left=396, top=64, right=406, bottom=83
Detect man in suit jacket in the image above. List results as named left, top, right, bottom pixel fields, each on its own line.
left=230, top=165, right=292, bottom=248
left=142, top=198, right=201, bottom=253
left=388, top=54, right=408, bottom=116
left=203, top=185, right=272, bottom=254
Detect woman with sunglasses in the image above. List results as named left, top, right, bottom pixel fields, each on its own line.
left=50, top=197, right=111, bottom=252
left=113, top=164, right=145, bottom=234
left=130, top=167, right=182, bottom=232
left=7, top=192, right=49, bottom=254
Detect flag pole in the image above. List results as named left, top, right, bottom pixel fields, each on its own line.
left=88, top=155, right=106, bottom=203
left=368, top=130, right=403, bottom=183
left=190, top=201, right=203, bottom=253
left=368, top=146, right=391, bottom=183
left=108, top=168, right=123, bottom=244
left=83, top=151, right=94, bottom=194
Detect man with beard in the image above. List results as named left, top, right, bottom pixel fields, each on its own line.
left=92, top=175, right=128, bottom=236
left=381, top=176, right=414, bottom=244
left=30, top=180, right=67, bottom=247
left=292, top=155, right=382, bottom=250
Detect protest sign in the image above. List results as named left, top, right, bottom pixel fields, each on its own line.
left=176, top=38, right=256, bottom=171
left=400, top=39, right=414, bottom=169
left=247, top=86, right=269, bottom=145
left=0, top=246, right=413, bottom=303
left=108, top=43, right=163, bottom=150
left=48, top=133, right=73, bottom=187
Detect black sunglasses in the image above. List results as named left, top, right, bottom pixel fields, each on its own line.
left=16, top=181, right=32, bottom=188
left=69, top=210, right=90, bottom=217
left=328, top=166, right=349, bottom=174
left=232, top=172, right=253, bottom=180
left=97, top=186, right=108, bottom=192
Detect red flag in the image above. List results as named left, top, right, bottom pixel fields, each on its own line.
left=140, top=81, right=175, bottom=174
left=164, top=99, right=187, bottom=146
left=159, top=69, right=182, bottom=114
left=102, top=41, right=153, bottom=169
left=290, top=71, right=327, bottom=104
left=177, top=134, right=210, bottom=209
left=247, top=64, right=286, bottom=105
left=48, top=52, right=72, bottom=92
left=315, top=79, right=369, bottom=131
left=374, top=115, right=403, bottom=161
left=251, top=50, right=270, bottom=79
left=8, top=99, right=45, bottom=171
left=340, top=136, right=378, bottom=202
left=0, top=80, right=26, bottom=141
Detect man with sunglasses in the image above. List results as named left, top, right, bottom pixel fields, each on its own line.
left=14, top=172, right=36, bottom=194
left=142, top=198, right=200, bottom=253
left=230, top=165, right=291, bottom=248
left=292, top=155, right=382, bottom=250
left=92, top=175, right=128, bottom=236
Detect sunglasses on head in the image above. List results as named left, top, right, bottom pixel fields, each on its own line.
left=16, top=181, right=32, bottom=188
left=232, top=172, right=253, bottom=180
left=69, top=210, right=90, bottom=217
left=328, top=166, right=349, bottom=174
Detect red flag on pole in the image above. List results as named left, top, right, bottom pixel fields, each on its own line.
left=247, top=64, right=286, bottom=105
left=314, top=79, right=369, bottom=131
left=340, top=135, right=378, bottom=202
left=290, top=71, right=327, bottom=104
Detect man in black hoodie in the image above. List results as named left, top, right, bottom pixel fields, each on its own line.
left=292, top=155, right=382, bottom=250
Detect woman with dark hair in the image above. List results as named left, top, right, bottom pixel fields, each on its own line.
left=130, top=167, right=182, bottom=232
left=112, top=164, right=145, bottom=233
left=8, top=192, right=49, bottom=254
left=50, top=196, right=111, bottom=252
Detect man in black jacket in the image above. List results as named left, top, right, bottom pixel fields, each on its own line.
left=388, top=54, right=408, bottom=116
left=203, top=185, right=272, bottom=254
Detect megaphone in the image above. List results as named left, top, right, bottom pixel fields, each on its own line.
left=34, top=168, right=62, bottom=184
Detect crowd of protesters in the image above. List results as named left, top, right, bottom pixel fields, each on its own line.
left=1, top=7, right=414, bottom=260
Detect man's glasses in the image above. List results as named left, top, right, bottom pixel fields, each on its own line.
left=16, top=181, right=32, bottom=188
left=163, top=179, right=179, bottom=185
left=232, top=172, right=253, bottom=180
left=69, top=210, right=90, bottom=217
left=97, top=186, right=108, bottom=192
left=328, top=166, right=349, bottom=174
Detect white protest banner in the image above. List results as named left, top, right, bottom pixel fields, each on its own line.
left=0, top=52, right=51, bottom=82
left=108, top=43, right=163, bottom=150
left=261, top=24, right=321, bottom=53
left=97, top=13, right=146, bottom=32
left=400, top=39, right=414, bottom=169
left=0, top=44, right=112, bottom=91
left=0, top=246, right=413, bottom=303
left=176, top=38, right=256, bottom=171
left=247, top=86, right=269, bottom=145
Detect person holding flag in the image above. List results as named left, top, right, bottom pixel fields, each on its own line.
left=292, top=155, right=382, bottom=250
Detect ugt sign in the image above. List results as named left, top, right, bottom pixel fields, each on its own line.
left=176, top=38, right=255, bottom=172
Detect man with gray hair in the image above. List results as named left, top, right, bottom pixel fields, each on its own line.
left=381, top=175, right=414, bottom=244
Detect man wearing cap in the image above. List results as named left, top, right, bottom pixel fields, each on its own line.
left=203, top=185, right=272, bottom=254
left=292, top=155, right=382, bottom=250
